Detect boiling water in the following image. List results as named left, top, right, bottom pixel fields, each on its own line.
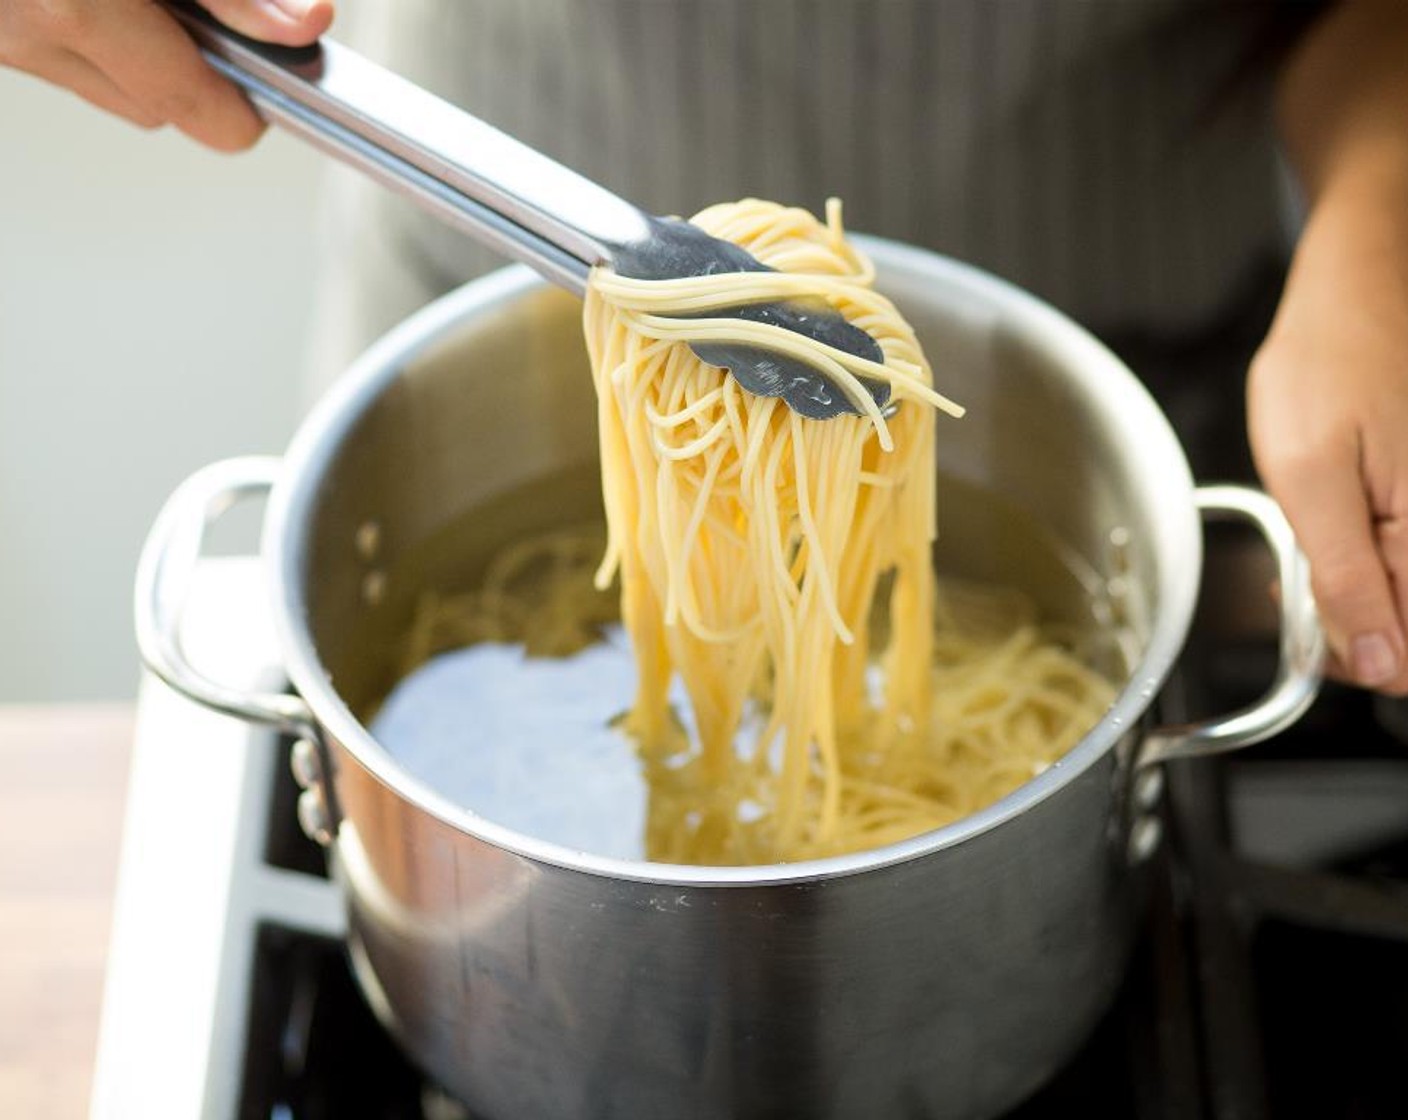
left=373, top=623, right=660, bottom=857
left=359, top=466, right=1119, bottom=861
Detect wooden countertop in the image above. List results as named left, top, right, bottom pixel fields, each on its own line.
left=0, top=704, right=134, bottom=1120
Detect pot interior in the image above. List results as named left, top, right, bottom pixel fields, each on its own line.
left=281, top=245, right=1198, bottom=860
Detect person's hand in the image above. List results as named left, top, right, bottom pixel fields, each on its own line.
left=1249, top=151, right=1408, bottom=695
left=0, top=0, right=333, bottom=151
left=1253, top=0, right=1408, bottom=695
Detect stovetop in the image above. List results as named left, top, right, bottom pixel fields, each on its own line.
left=93, top=546, right=1408, bottom=1120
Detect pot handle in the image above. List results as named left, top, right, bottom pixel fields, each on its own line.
left=1136, top=484, right=1325, bottom=772
left=134, top=456, right=316, bottom=739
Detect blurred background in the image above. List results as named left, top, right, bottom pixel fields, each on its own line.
left=0, top=68, right=322, bottom=701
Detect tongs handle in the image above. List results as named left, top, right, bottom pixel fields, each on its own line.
left=162, top=1, right=651, bottom=294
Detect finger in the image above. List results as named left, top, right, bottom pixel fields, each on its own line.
left=196, top=0, right=334, bottom=47
left=58, top=2, right=264, bottom=151
left=1269, top=578, right=1361, bottom=684
left=1266, top=433, right=1406, bottom=690
left=1376, top=512, right=1408, bottom=695
left=6, top=45, right=161, bottom=129
left=1274, top=533, right=1408, bottom=693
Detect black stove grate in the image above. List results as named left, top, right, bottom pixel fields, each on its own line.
left=239, top=923, right=427, bottom=1120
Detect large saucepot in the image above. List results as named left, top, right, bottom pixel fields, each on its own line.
left=136, top=240, right=1323, bottom=1119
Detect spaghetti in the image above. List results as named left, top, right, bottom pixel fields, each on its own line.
left=401, top=198, right=1115, bottom=865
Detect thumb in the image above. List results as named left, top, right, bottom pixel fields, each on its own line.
left=197, top=0, right=335, bottom=47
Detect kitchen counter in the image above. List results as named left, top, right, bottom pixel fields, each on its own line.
left=0, top=704, right=134, bottom=1120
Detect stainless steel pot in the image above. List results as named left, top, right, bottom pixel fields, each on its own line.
left=136, top=240, right=1323, bottom=1119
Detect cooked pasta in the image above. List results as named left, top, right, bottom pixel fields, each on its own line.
left=400, top=198, right=1115, bottom=864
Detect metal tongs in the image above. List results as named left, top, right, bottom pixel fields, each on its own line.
left=163, top=3, right=889, bottom=420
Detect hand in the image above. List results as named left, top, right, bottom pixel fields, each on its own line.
left=1248, top=155, right=1408, bottom=695
left=0, top=0, right=333, bottom=151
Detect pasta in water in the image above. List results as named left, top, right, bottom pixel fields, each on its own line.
left=401, top=198, right=1115, bottom=865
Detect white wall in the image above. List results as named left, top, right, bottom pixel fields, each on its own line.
left=0, top=71, right=320, bottom=701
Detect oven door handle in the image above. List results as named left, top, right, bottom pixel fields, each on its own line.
left=134, top=456, right=316, bottom=739
left=1138, top=484, right=1326, bottom=771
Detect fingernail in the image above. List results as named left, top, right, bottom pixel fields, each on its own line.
left=270, top=0, right=312, bottom=17
left=1351, top=632, right=1399, bottom=686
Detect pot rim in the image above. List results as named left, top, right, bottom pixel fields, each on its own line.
left=265, top=236, right=1201, bottom=887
